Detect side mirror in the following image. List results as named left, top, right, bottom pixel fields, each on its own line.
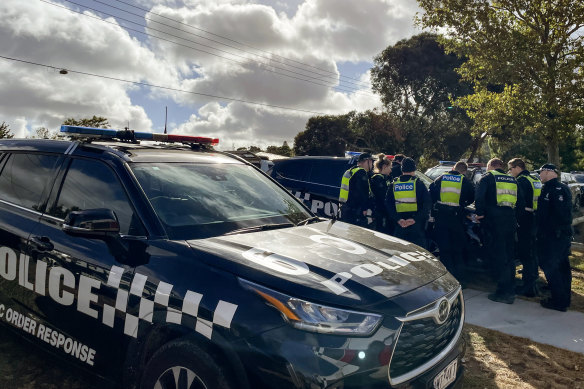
left=63, top=208, right=120, bottom=238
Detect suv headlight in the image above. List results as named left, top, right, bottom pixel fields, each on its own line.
left=240, top=278, right=382, bottom=336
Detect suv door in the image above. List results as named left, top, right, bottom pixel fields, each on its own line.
left=26, top=156, right=147, bottom=377
left=0, top=152, right=63, bottom=309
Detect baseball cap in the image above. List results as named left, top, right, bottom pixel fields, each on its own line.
left=357, top=152, right=375, bottom=162
left=401, top=157, right=416, bottom=173
left=538, top=163, right=559, bottom=174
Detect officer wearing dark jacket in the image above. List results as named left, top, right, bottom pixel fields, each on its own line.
left=429, top=161, right=475, bottom=282
left=508, top=158, right=542, bottom=297
left=389, top=154, right=405, bottom=182
left=386, top=157, right=431, bottom=248
left=370, top=154, right=392, bottom=233
left=339, top=152, right=374, bottom=227
left=536, top=163, right=573, bottom=311
left=475, top=158, right=518, bottom=304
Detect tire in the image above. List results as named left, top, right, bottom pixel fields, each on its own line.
left=140, top=340, right=234, bottom=389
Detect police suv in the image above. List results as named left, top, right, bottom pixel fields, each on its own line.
left=0, top=126, right=464, bottom=389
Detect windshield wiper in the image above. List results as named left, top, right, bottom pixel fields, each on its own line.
left=223, top=222, right=295, bottom=236
left=297, top=216, right=321, bottom=226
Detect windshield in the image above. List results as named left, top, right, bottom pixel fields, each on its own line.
left=574, top=174, right=584, bottom=183
left=131, top=162, right=312, bottom=239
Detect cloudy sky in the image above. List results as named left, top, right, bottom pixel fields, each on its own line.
left=0, top=0, right=422, bottom=149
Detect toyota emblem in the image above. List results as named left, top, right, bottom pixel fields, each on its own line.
left=437, top=299, right=450, bottom=324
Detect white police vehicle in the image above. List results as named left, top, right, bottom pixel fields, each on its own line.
left=0, top=126, right=464, bottom=389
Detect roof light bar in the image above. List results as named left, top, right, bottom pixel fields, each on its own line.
left=60, top=126, right=219, bottom=146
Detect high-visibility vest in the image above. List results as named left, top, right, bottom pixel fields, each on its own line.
left=519, top=174, right=542, bottom=211
left=439, top=173, right=464, bottom=206
left=339, top=167, right=365, bottom=203
left=490, top=170, right=517, bottom=207
left=394, top=177, right=418, bottom=213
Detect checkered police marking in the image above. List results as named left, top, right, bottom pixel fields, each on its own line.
left=101, top=267, right=238, bottom=339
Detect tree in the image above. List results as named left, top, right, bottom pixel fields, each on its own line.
left=32, top=127, right=58, bottom=139
left=370, top=33, right=474, bottom=162
left=248, top=146, right=261, bottom=153
left=266, top=142, right=293, bottom=157
left=294, top=114, right=354, bottom=156
left=63, top=115, right=110, bottom=128
left=417, top=0, right=584, bottom=166
left=0, top=121, right=14, bottom=139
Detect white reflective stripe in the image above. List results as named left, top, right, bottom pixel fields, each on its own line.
left=496, top=189, right=517, bottom=195
left=440, top=187, right=461, bottom=194
left=340, top=183, right=350, bottom=190
left=438, top=201, right=459, bottom=207
left=499, top=201, right=515, bottom=207
left=396, top=198, right=417, bottom=203
left=525, top=207, right=534, bottom=212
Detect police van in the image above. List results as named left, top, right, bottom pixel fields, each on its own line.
left=0, top=126, right=464, bottom=389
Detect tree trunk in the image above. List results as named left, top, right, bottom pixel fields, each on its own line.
left=546, top=139, right=560, bottom=166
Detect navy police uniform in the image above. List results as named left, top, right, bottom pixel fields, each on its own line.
left=536, top=165, right=573, bottom=311
left=385, top=158, right=431, bottom=248
left=429, top=170, right=475, bottom=282
left=370, top=173, right=391, bottom=233
left=515, top=170, right=542, bottom=295
left=475, top=168, right=518, bottom=302
left=339, top=154, right=374, bottom=227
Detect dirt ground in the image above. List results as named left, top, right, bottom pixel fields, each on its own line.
left=463, top=324, right=584, bottom=389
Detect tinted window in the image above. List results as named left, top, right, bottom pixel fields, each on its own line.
left=0, top=153, right=59, bottom=211
left=307, top=160, right=351, bottom=187
left=50, top=158, right=144, bottom=235
left=274, top=160, right=310, bottom=181
left=574, top=174, right=584, bottom=184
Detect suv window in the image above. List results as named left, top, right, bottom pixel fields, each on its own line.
left=0, top=153, right=60, bottom=211
left=49, top=158, right=144, bottom=235
left=307, top=159, right=349, bottom=187
left=275, top=160, right=310, bottom=181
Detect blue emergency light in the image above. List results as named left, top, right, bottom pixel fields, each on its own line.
left=60, top=126, right=219, bottom=146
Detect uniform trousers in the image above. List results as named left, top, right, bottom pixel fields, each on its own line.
left=537, top=234, right=572, bottom=308
left=434, top=207, right=465, bottom=282
left=482, top=208, right=516, bottom=297
left=516, top=213, right=538, bottom=290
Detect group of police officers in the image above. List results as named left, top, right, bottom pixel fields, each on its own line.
left=339, top=153, right=574, bottom=312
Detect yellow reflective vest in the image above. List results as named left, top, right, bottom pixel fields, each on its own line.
left=490, top=170, right=517, bottom=207
left=339, top=167, right=367, bottom=203
left=520, top=174, right=542, bottom=211
left=394, top=177, right=418, bottom=213
left=439, top=173, right=464, bottom=206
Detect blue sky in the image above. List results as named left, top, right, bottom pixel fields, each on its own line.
left=0, top=0, right=422, bottom=149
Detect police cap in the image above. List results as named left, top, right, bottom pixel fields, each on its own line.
left=357, top=152, right=375, bottom=162
left=538, top=163, right=559, bottom=174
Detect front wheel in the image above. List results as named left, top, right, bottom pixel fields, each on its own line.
left=140, top=340, right=234, bottom=389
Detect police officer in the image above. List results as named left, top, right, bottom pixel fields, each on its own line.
left=385, top=157, right=431, bottom=248
left=507, top=157, right=542, bottom=297
left=429, top=161, right=475, bottom=283
left=536, top=163, right=573, bottom=311
left=475, top=158, right=517, bottom=304
left=390, top=154, right=405, bottom=182
left=370, top=154, right=392, bottom=233
left=339, top=152, right=375, bottom=227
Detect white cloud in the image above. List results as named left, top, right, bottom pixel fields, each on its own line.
left=0, top=0, right=419, bottom=145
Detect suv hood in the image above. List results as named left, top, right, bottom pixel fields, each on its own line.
left=188, top=221, right=448, bottom=306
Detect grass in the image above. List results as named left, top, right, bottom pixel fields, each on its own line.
left=463, top=324, right=584, bottom=388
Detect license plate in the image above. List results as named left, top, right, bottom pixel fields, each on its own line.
left=433, top=359, right=458, bottom=389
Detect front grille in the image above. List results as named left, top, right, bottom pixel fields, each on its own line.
left=389, top=294, right=462, bottom=379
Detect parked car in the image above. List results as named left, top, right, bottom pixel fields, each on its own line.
left=425, top=162, right=485, bottom=186
left=572, top=172, right=584, bottom=209
left=268, top=156, right=433, bottom=218
left=0, top=127, right=464, bottom=389
left=561, top=172, right=582, bottom=211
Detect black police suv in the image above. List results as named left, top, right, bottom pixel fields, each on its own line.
left=0, top=126, right=464, bottom=389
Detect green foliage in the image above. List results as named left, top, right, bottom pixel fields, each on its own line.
left=63, top=116, right=110, bottom=129
left=0, top=121, right=14, bottom=139
left=370, top=33, right=474, bottom=161
left=266, top=141, right=292, bottom=157
left=31, top=127, right=59, bottom=139
left=248, top=146, right=261, bottom=153
left=294, top=113, right=354, bottom=156
left=417, top=0, right=584, bottom=165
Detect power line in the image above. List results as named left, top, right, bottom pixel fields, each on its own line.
left=47, top=0, right=375, bottom=97
left=0, top=54, right=331, bottom=115
left=107, top=0, right=372, bottom=88
left=93, top=0, right=372, bottom=90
